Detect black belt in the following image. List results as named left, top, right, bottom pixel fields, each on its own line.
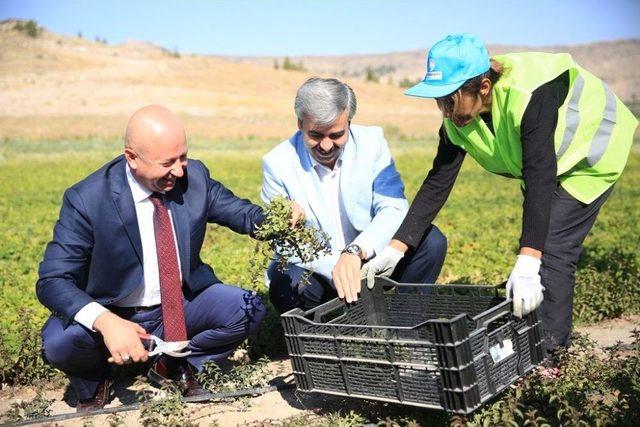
left=110, top=304, right=161, bottom=316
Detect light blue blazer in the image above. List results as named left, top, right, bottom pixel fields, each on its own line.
left=261, top=124, right=409, bottom=283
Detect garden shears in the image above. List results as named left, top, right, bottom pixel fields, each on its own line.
left=140, top=333, right=191, bottom=358
left=108, top=333, right=191, bottom=363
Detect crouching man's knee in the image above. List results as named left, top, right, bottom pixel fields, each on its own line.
left=240, top=291, right=267, bottom=335
left=41, top=316, right=104, bottom=371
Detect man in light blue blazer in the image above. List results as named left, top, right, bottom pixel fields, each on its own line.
left=261, top=78, right=447, bottom=313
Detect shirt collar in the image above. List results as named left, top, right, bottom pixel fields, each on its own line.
left=125, top=163, right=153, bottom=203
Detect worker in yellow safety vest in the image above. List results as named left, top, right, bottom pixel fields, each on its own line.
left=362, top=33, right=638, bottom=360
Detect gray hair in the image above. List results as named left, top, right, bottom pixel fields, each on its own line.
left=294, top=77, right=357, bottom=126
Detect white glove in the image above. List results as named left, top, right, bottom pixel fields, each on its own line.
left=506, top=255, right=545, bottom=318
left=361, top=245, right=404, bottom=289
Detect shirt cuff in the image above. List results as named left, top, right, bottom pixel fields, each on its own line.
left=352, top=237, right=376, bottom=261
left=74, top=302, right=110, bottom=331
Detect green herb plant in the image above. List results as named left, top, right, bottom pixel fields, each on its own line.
left=106, top=412, right=127, bottom=427
left=136, top=378, right=196, bottom=427
left=0, top=307, right=61, bottom=386
left=250, top=196, right=330, bottom=287
left=197, top=355, right=270, bottom=392
left=1, top=391, right=52, bottom=423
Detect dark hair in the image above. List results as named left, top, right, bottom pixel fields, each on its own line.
left=435, top=59, right=504, bottom=116
left=459, top=58, right=504, bottom=96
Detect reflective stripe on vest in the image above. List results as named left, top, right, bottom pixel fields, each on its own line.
left=556, top=74, right=584, bottom=159
left=587, top=83, right=617, bottom=167
left=557, top=77, right=618, bottom=167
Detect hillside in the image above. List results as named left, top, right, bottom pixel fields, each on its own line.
left=0, top=19, right=638, bottom=140
left=233, top=40, right=640, bottom=103
left=0, top=20, right=440, bottom=140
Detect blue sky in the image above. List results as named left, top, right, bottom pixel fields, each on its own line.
left=2, top=0, right=639, bottom=56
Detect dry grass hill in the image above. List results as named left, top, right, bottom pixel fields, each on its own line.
left=234, top=41, right=640, bottom=102
left=0, top=19, right=638, bottom=140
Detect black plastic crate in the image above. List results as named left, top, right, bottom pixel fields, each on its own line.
left=280, top=277, right=545, bottom=414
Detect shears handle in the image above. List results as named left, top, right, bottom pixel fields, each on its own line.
left=138, top=333, right=158, bottom=352
left=106, top=333, right=154, bottom=363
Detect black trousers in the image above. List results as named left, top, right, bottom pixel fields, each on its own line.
left=540, top=184, right=613, bottom=354
left=269, top=225, right=447, bottom=314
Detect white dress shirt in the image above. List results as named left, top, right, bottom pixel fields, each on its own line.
left=310, top=156, right=374, bottom=258
left=74, top=164, right=182, bottom=330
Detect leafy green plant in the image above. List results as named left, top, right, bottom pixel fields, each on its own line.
left=136, top=379, right=196, bottom=427
left=574, top=246, right=640, bottom=323
left=376, top=416, right=421, bottom=427
left=0, top=307, right=60, bottom=386
left=197, top=355, right=270, bottom=392
left=106, top=412, right=127, bottom=426
left=1, top=391, right=52, bottom=422
left=242, top=197, right=332, bottom=358
left=196, top=361, right=226, bottom=391
left=251, top=195, right=330, bottom=287
left=324, top=410, right=367, bottom=426
left=240, top=414, right=321, bottom=426
left=255, top=196, right=330, bottom=272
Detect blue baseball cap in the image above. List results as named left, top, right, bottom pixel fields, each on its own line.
left=405, top=34, right=490, bottom=99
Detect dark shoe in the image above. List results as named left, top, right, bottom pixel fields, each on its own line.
left=174, top=361, right=207, bottom=397
left=147, top=356, right=172, bottom=388
left=148, top=357, right=207, bottom=397
left=76, top=379, right=113, bottom=413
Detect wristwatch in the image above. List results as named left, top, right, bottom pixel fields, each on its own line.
left=342, top=243, right=363, bottom=259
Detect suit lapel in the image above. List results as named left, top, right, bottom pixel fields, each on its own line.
left=292, top=133, right=337, bottom=240
left=111, top=158, right=143, bottom=264
left=339, top=130, right=357, bottom=222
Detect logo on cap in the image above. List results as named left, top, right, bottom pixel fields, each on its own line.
left=425, top=57, right=441, bottom=80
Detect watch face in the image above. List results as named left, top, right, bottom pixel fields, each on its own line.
left=344, top=244, right=362, bottom=256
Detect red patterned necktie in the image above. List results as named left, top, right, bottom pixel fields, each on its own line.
left=149, top=193, right=187, bottom=341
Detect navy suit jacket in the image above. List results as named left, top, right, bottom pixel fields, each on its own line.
left=36, top=156, right=264, bottom=326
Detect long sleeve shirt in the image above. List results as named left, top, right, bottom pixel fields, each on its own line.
left=393, top=71, right=569, bottom=251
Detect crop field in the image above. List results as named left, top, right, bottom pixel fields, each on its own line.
left=1, top=135, right=639, bottom=352
left=1, top=136, right=639, bottom=425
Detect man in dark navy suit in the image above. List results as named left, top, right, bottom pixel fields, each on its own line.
left=36, top=105, right=304, bottom=412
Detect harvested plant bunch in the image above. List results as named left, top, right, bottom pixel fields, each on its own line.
left=255, top=196, right=330, bottom=272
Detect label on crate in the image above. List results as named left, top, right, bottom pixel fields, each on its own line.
left=489, top=339, right=515, bottom=363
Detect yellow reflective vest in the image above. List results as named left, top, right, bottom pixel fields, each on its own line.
left=444, top=52, right=638, bottom=204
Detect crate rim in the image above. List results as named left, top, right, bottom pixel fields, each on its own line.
left=281, top=280, right=512, bottom=332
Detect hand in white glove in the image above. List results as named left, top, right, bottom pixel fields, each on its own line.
left=506, top=254, right=545, bottom=318
left=361, top=245, right=404, bottom=290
